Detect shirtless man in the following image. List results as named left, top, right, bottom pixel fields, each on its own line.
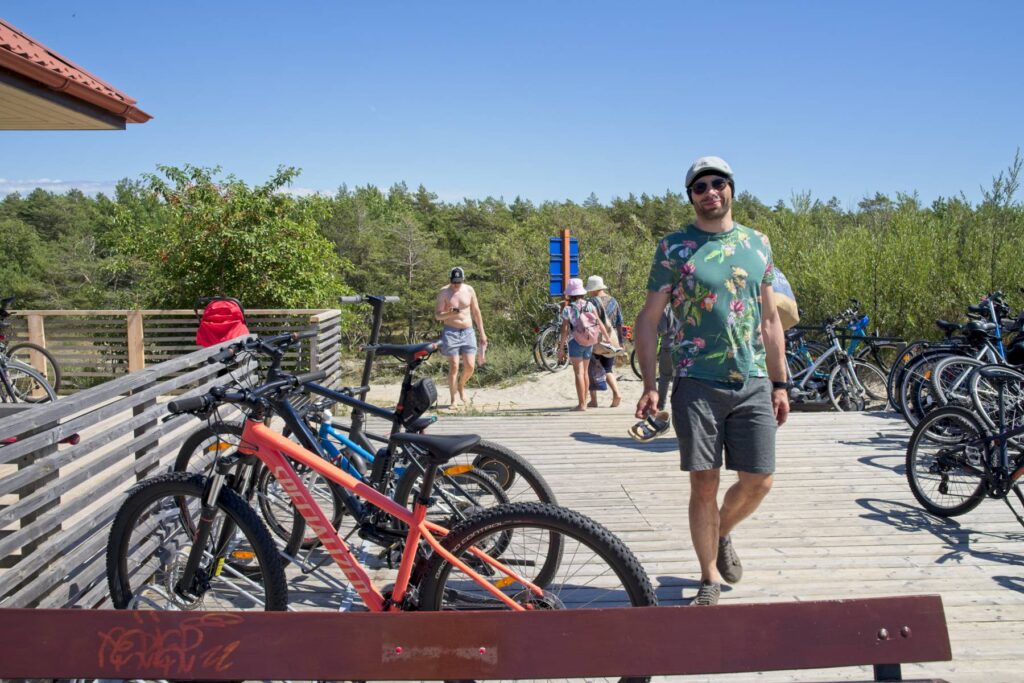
left=435, top=266, right=487, bottom=409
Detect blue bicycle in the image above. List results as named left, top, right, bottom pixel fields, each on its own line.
left=173, top=296, right=555, bottom=556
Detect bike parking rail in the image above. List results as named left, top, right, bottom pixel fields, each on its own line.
left=0, top=595, right=951, bottom=681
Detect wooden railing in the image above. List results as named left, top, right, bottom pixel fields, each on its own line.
left=0, top=323, right=339, bottom=609
left=4, top=308, right=342, bottom=393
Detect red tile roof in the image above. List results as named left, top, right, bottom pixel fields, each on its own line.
left=0, top=18, right=151, bottom=123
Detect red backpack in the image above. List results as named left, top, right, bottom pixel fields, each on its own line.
left=195, top=297, right=250, bottom=347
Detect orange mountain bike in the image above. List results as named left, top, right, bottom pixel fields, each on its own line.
left=106, top=348, right=656, bottom=642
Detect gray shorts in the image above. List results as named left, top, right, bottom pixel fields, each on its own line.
left=670, top=377, right=776, bottom=473
left=440, top=326, right=477, bottom=357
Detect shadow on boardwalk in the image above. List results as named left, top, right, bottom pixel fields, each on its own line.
left=857, top=497, right=1024, bottom=571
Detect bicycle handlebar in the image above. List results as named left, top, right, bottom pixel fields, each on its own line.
left=168, top=367, right=328, bottom=417
left=207, top=330, right=316, bottom=365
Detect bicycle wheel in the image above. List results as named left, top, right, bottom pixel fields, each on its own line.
left=827, top=360, right=887, bottom=412
left=900, top=353, right=951, bottom=426
left=969, top=364, right=1024, bottom=432
left=7, top=342, right=61, bottom=394
left=887, top=340, right=928, bottom=410
left=930, top=356, right=984, bottom=407
left=630, top=348, right=642, bottom=380
left=855, top=341, right=903, bottom=373
left=394, top=465, right=509, bottom=531
left=396, top=438, right=555, bottom=504
left=418, top=500, right=656, bottom=607
left=173, top=421, right=307, bottom=557
left=537, top=326, right=568, bottom=372
left=106, top=472, right=288, bottom=611
left=1, top=360, right=56, bottom=403
left=906, top=406, right=988, bottom=516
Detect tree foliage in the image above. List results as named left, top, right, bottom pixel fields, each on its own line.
left=4, top=151, right=1024, bottom=346
left=107, top=165, right=350, bottom=308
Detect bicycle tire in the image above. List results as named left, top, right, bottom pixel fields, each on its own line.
left=968, top=364, right=1024, bottom=432
left=395, top=438, right=557, bottom=516
left=0, top=360, right=56, bottom=403
left=417, top=500, right=656, bottom=605
left=886, top=340, right=929, bottom=410
left=173, top=421, right=307, bottom=558
left=827, top=360, right=887, bottom=412
left=106, top=472, right=288, bottom=611
left=393, top=465, right=510, bottom=532
left=889, top=342, right=953, bottom=413
left=7, top=342, right=61, bottom=394
left=906, top=406, right=988, bottom=517
left=537, top=326, right=568, bottom=372
left=396, top=439, right=556, bottom=508
left=899, top=353, right=951, bottom=426
left=630, top=348, right=642, bottom=380
left=930, top=356, right=984, bottom=407
left=854, top=341, right=902, bottom=373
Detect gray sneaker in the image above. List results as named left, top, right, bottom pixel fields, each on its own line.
left=717, top=536, right=743, bottom=584
left=691, top=581, right=721, bottom=606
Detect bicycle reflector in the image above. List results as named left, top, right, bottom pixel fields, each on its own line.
left=442, top=464, right=475, bottom=476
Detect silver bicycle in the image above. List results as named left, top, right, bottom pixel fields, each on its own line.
left=787, top=317, right=887, bottom=412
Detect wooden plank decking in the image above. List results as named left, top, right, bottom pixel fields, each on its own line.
left=387, top=408, right=1021, bottom=682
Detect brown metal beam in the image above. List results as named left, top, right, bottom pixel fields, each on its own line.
left=0, top=596, right=951, bottom=680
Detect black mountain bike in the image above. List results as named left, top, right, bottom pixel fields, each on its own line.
left=907, top=364, right=1024, bottom=527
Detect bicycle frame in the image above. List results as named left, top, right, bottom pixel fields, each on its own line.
left=790, top=341, right=840, bottom=391
left=233, top=418, right=541, bottom=612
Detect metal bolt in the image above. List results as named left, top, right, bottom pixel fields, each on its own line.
left=901, top=626, right=912, bottom=638
left=878, top=628, right=890, bottom=640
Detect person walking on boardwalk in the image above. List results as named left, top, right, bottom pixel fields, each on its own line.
left=557, top=277, right=615, bottom=411
left=633, top=156, right=790, bottom=606
left=585, top=275, right=625, bottom=408
left=435, top=266, right=487, bottom=410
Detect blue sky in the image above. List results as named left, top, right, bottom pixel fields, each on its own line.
left=3, top=1, right=1023, bottom=209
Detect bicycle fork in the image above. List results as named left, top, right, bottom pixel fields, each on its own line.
left=173, top=457, right=237, bottom=600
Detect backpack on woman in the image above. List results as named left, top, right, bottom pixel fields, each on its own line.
left=568, top=301, right=602, bottom=346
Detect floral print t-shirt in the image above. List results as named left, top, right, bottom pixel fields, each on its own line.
left=646, top=222, right=775, bottom=383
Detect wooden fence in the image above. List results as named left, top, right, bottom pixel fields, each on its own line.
left=0, top=317, right=340, bottom=609
left=4, top=308, right=342, bottom=393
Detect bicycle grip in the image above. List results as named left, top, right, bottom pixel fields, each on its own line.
left=384, top=296, right=400, bottom=302
left=296, top=329, right=318, bottom=340
left=208, top=346, right=239, bottom=364
left=168, top=395, right=210, bottom=414
left=340, top=295, right=364, bottom=303
left=295, top=370, right=329, bottom=386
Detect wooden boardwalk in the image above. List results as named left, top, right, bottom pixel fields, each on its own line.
left=380, top=408, right=1021, bottom=682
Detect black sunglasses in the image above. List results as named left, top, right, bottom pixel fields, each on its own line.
left=690, top=178, right=729, bottom=195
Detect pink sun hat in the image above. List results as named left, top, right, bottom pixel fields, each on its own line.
left=564, top=278, right=587, bottom=297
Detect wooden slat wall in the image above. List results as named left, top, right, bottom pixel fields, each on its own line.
left=6, top=308, right=342, bottom=393
left=0, top=310, right=341, bottom=609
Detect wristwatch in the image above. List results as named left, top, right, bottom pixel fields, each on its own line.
left=771, top=380, right=792, bottom=391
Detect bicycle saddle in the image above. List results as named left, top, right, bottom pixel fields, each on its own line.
left=390, top=432, right=481, bottom=465
left=965, top=320, right=997, bottom=335
left=785, top=328, right=805, bottom=341
left=364, top=341, right=438, bottom=364
left=934, top=320, right=962, bottom=332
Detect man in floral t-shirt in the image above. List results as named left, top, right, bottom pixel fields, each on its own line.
left=633, top=156, right=789, bottom=606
